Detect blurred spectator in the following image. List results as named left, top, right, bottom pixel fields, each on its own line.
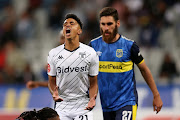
left=164, top=3, right=180, bottom=47
left=0, top=4, right=17, bottom=46
left=109, top=0, right=128, bottom=24
left=1, top=64, right=18, bottom=84
left=138, top=20, right=161, bottom=47
left=84, top=11, right=100, bottom=40
left=137, top=3, right=162, bottom=48
left=0, top=43, right=6, bottom=71
left=58, top=30, right=65, bottom=45
left=1, top=41, right=27, bottom=84
left=0, top=0, right=11, bottom=9
left=21, top=63, right=36, bottom=83
left=40, top=64, right=48, bottom=81
left=159, top=53, right=179, bottom=84
left=28, top=0, right=42, bottom=10
left=0, top=43, right=7, bottom=83
left=16, top=8, right=35, bottom=44
left=5, top=41, right=27, bottom=74
left=48, top=1, right=65, bottom=30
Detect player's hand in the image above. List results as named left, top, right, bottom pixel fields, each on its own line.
left=53, top=86, right=63, bottom=102
left=26, top=81, right=38, bottom=90
left=85, top=94, right=97, bottom=110
left=153, top=94, right=163, bottom=114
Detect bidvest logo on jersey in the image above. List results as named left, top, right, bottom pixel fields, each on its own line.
left=57, top=65, right=88, bottom=73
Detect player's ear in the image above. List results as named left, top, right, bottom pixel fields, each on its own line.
left=117, top=20, right=120, bottom=27
left=77, top=29, right=82, bottom=35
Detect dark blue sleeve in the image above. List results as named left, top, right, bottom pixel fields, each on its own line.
left=88, top=41, right=92, bottom=47
left=131, top=42, right=144, bottom=64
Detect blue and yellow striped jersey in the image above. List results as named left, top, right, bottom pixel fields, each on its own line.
left=89, top=35, right=144, bottom=112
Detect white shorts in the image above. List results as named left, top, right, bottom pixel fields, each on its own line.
left=57, top=109, right=93, bottom=120
left=55, top=93, right=103, bottom=120
left=55, top=98, right=92, bottom=120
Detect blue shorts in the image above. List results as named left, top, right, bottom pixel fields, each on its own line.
left=103, top=104, right=137, bottom=120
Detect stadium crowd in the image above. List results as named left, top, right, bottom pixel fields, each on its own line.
left=0, top=0, right=179, bottom=85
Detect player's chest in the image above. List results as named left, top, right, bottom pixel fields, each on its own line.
left=53, top=50, right=90, bottom=68
left=96, top=45, right=130, bottom=62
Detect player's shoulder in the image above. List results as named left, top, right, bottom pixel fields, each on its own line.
left=121, top=35, right=134, bottom=43
left=80, top=43, right=94, bottom=51
left=89, top=36, right=103, bottom=48
left=90, top=36, right=102, bottom=43
left=48, top=44, right=64, bottom=56
left=80, top=43, right=95, bottom=52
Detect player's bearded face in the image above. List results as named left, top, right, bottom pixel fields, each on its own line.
left=101, top=25, right=118, bottom=42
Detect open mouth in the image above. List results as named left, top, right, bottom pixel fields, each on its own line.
left=104, top=32, right=110, bottom=36
left=66, top=29, right=71, bottom=34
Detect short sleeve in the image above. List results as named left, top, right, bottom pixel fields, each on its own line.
left=47, top=50, right=56, bottom=76
left=89, top=50, right=99, bottom=76
left=131, top=42, right=144, bottom=64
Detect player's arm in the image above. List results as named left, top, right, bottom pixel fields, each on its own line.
left=48, top=75, right=63, bottom=102
left=85, top=48, right=99, bottom=110
left=47, top=50, right=62, bottom=101
left=137, top=61, right=163, bottom=113
left=89, top=75, right=98, bottom=99
left=48, top=76, right=56, bottom=95
left=26, top=81, right=48, bottom=90
left=131, top=42, right=163, bottom=113
left=85, top=75, right=98, bottom=110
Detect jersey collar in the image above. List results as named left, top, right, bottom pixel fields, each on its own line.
left=64, top=43, right=80, bottom=52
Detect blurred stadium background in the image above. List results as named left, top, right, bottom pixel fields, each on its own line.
left=0, top=0, right=180, bottom=120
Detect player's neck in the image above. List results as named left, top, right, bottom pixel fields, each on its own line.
left=64, top=38, right=80, bottom=51
left=111, top=34, right=120, bottom=43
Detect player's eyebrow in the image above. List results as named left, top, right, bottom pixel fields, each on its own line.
left=107, top=22, right=113, bottom=25
left=63, top=20, right=76, bottom=26
left=101, top=22, right=113, bottom=26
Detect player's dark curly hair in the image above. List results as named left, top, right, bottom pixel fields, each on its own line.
left=64, top=13, right=83, bottom=29
left=16, top=107, right=59, bottom=120
left=99, top=7, right=119, bottom=21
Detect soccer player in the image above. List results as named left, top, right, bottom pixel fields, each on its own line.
left=89, top=7, right=163, bottom=120
left=16, top=107, right=60, bottom=120
left=47, top=13, right=99, bottom=120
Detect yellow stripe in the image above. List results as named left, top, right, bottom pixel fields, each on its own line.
left=4, top=89, right=16, bottom=110
left=138, top=59, right=144, bottom=64
left=132, top=104, right=137, bottom=120
left=99, top=61, right=133, bottom=73
left=18, top=89, right=30, bottom=109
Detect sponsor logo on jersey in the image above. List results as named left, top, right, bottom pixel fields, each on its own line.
left=47, top=64, right=50, bottom=73
left=100, top=63, right=122, bottom=69
left=58, top=55, right=63, bottom=59
left=79, top=52, right=86, bottom=58
left=116, top=49, right=123, bottom=58
left=96, top=51, right=102, bottom=56
left=99, top=61, right=133, bottom=73
left=57, top=65, right=88, bottom=73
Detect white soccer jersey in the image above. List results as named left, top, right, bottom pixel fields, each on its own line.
left=47, top=43, right=99, bottom=113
